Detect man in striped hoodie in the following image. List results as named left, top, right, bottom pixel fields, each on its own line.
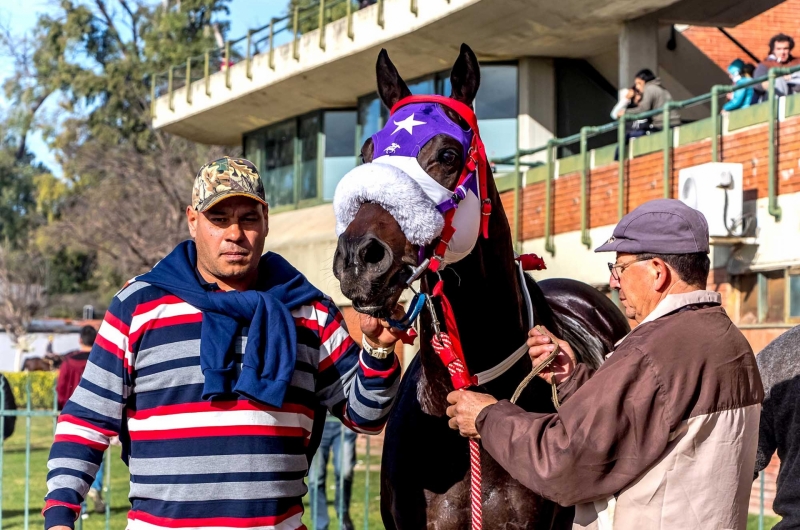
left=44, top=157, right=403, bottom=530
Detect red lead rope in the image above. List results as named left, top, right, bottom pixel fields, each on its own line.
left=429, top=280, right=482, bottom=530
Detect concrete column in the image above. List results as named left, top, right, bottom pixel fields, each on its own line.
left=518, top=57, right=556, bottom=164
left=619, top=15, right=659, bottom=89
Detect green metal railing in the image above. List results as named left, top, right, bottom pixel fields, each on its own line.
left=150, top=0, right=432, bottom=116
left=496, top=65, right=800, bottom=254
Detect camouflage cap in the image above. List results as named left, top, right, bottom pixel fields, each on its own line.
left=192, top=156, right=267, bottom=212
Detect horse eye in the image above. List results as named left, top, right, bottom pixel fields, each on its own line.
left=439, top=150, right=457, bottom=166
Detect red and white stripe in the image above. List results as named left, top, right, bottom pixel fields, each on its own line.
left=54, top=415, right=114, bottom=451
left=129, top=297, right=203, bottom=348
left=127, top=401, right=315, bottom=441
left=293, top=303, right=352, bottom=371
left=127, top=505, right=304, bottom=530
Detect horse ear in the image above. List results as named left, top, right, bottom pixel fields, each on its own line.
left=376, top=49, right=412, bottom=109
left=449, top=43, right=481, bottom=107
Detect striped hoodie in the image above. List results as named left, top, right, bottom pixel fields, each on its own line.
left=43, top=279, right=401, bottom=530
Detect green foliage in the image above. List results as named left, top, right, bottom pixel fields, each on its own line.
left=0, top=147, right=48, bottom=248
left=2, top=371, right=57, bottom=410
left=46, top=248, right=97, bottom=295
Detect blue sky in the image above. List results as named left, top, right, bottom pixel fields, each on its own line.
left=0, top=0, right=286, bottom=173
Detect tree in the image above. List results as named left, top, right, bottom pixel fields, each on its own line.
left=0, top=244, right=48, bottom=370
left=0, top=0, right=235, bottom=289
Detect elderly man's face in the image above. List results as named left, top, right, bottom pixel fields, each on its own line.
left=186, top=196, right=269, bottom=291
left=609, top=252, right=659, bottom=322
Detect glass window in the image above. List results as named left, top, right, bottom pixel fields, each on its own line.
left=408, top=77, right=435, bottom=95
left=262, top=119, right=296, bottom=208
left=739, top=274, right=758, bottom=325
left=764, top=271, right=786, bottom=323
left=790, top=273, right=800, bottom=319
left=323, top=110, right=357, bottom=201
left=475, top=64, right=518, bottom=161
left=358, top=94, right=387, bottom=148
left=244, top=131, right=266, bottom=176
left=298, top=114, right=320, bottom=202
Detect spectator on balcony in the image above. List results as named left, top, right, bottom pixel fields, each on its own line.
left=613, top=69, right=679, bottom=160
left=723, top=59, right=754, bottom=112
left=754, top=34, right=800, bottom=99
left=754, top=325, right=800, bottom=530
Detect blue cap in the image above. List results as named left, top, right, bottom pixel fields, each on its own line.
left=595, top=199, right=709, bottom=254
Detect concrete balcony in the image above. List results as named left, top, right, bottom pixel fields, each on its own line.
left=152, top=0, right=780, bottom=146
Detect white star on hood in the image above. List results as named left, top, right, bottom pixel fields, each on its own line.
left=391, top=113, right=426, bottom=135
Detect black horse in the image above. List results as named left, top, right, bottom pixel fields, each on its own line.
left=333, top=44, right=630, bottom=529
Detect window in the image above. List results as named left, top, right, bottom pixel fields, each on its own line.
left=243, top=109, right=356, bottom=210
left=737, top=269, right=800, bottom=324
left=323, top=110, right=357, bottom=200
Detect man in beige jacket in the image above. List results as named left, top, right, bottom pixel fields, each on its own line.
left=447, top=199, right=764, bottom=529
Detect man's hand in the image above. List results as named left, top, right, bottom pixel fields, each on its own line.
left=358, top=303, right=407, bottom=349
left=527, top=326, right=576, bottom=385
left=446, top=391, right=497, bottom=438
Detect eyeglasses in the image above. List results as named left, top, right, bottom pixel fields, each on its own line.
left=608, top=257, right=653, bottom=281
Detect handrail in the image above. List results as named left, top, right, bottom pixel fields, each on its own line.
left=491, top=64, right=800, bottom=250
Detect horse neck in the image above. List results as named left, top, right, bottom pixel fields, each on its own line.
left=417, top=206, right=530, bottom=415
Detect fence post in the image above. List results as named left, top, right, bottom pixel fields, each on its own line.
left=513, top=149, right=521, bottom=253
left=347, top=0, right=354, bottom=39
left=377, top=0, right=385, bottom=28
left=24, top=374, right=32, bottom=530
left=711, top=85, right=721, bottom=162
left=246, top=30, right=253, bottom=80
left=186, top=58, right=193, bottom=104
left=225, top=40, right=232, bottom=89
left=363, top=436, right=370, bottom=530
left=293, top=6, right=300, bottom=60
left=759, top=470, right=765, bottom=530
left=204, top=50, right=211, bottom=96
left=319, top=0, right=326, bottom=50
left=411, top=0, right=418, bottom=15
left=105, top=448, right=112, bottom=530
left=767, top=68, right=783, bottom=221
left=580, top=127, right=592, bottom=249
left=617, top=116, right=626, bottom=220
left=663, top=102, right=673, bottom=198
left=168, top=66, right=174, bottom=111
left=544, top=140, right=556, bottom=256
left=0, top=377, right=5, bottom=530
left=266, top=20, right=275, bottom=72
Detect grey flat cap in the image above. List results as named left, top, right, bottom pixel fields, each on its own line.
left=595, top=199, right=709, bottom=254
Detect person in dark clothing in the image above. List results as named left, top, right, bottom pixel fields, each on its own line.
left=56, top=325, right=106, bottom=516
left=56, top=326, right=97, bottom=410
left=1, top=373, right=16, bottom=441
left=753, top=34, right=800, bottom=100
left=755, top=325, right=800, bottom=529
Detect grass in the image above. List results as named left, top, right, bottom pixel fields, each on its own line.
left=0, top=417, right=778, bottom=530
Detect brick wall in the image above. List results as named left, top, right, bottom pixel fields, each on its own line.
left=684, top=0, right=800, bottom=72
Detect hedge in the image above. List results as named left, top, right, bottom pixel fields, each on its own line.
left=1, top=372, right=58, bottom=410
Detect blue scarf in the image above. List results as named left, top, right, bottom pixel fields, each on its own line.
left=138, top=240, right=323, bottom=407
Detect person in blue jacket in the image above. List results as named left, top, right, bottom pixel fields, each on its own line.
left=724, top=59, right=755, bottom=112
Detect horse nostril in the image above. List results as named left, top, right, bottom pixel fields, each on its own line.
left=360, top=239, right=387, bottom=266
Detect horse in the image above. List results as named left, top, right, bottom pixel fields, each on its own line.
left=332, top=44, right=630, bottom=529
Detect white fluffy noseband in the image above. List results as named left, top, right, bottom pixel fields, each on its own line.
left=333, top=161, right=444, bottom=246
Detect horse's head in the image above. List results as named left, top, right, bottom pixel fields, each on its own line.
left=333, top=44, right=483, bottom=317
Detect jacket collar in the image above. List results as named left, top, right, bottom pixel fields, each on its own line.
left=613, top=290, right=722, bottom=349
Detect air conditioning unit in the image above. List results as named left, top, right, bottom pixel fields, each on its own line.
left=678, top=162, right=744, bottom=238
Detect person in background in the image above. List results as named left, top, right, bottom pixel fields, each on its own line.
left=613, top=69, right=680, bottom=160
left=753, top=34, right=800, bottom=100
left=743, top=63, right=759, bottom=105
left=754, top=325, right=800, bottom=529
left=0, top=373, right=16, bottom=441
left=56, top=325, right=107, bottom=517
left=309, top=416, right=358, bottom=530
left=723, top=59, right=754, bottom=112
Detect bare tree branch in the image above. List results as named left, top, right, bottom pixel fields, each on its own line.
left=94, top=0, right=128, bottom=60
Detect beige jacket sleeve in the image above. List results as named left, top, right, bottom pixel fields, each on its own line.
left=475, top=346, right=670, bottom=507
